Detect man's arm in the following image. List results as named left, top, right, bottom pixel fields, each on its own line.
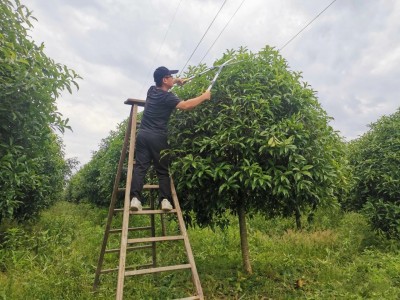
left=176, top=90, right=211, bottom=111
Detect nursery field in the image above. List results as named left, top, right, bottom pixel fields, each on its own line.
left=1, top=201, right=399, bottom=299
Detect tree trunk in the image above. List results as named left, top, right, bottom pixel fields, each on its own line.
left=238, top=202, right=252, bottom=274
left=295, top=205, right=302, bottom=230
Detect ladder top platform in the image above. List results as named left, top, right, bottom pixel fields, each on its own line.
left=125, top=98, right=146, bottom=107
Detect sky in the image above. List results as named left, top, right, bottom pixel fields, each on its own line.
left=26, top=0, right=400, bottom=167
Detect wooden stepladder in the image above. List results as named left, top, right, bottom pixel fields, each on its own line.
left=93, top=99, right=204, bottom=300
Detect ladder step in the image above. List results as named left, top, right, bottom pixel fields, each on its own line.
left=105, top=245, right=153, bottom=253
left=128, top=235, right=184, bottom=244
left=100, top=267, right=119, bottom=274
left=144, top=184, right=160, bottom=189
left=118, top=185, right=159, bottom=193
left=113, top=208, right=177, bottom=214
left=99, top=263, right=154, bottom=274
left=109, top=226, right=152, bottom=233
left=125, top=264, right=191, bottom=276
left=130, top=209, right=177, bottom=215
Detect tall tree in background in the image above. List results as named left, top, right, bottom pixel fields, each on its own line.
left=168, top=46, right=348, bottom=273
left=0, top=0, right=80, bottom=222
left=65, top=120, right=128, bottom=206
left=347, top=108, right=400, bottom=240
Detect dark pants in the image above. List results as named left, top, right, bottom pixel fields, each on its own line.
left=131, top=129, right=171, bottom=203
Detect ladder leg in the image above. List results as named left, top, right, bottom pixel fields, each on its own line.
left=150, top=197, right=157, bottom=267
left=93, top=106, right=133, bottom=290
left=170, top=179, right=204, bottom=300
left=116, top=104, right=139, bottom=300
left=160, top=214, right=167, bottom=236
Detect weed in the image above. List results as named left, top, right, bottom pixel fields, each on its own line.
left=0, top=202, right=399, bottom=299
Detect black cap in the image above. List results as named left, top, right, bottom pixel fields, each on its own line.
left=153, top=66, right=179, bottom=83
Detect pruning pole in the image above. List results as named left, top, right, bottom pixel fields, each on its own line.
left=179, top=58, right=236, bottom=89
left=182, top=66, right=217, bottom=83
left=206, top=58, right=235, bottom=91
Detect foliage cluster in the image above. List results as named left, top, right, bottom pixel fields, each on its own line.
left=0, top=0, right=80, bottom=222
left=169, top=46, right=348, bottom=229
left=346, top=108, right=400, bottom=239
left=1, top=202, right=399, bottom=299
left=0, top=202, right=106, bottom=299
left=65, top=120, right=128, bottom=206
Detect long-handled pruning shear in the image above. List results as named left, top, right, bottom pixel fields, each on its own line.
left=180, top=58, right=235, bottom=91
left=206, top=58, right=234, bottom=91
left=182, top=66, right=218, bottom=83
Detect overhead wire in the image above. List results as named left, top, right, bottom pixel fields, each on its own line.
left=153, top=0, right=184, bottom=63
left=215, top=1, right=338, bottom=75
left=179, top=0, right=229, bottom=76
left=142, top=0, right=337, bottom=93
left=184, top=0, right=337, bottom=87
left=198, top=0, right=246, bottom=65
left=279, top=0, right=338, bottom=51
left=139, top=0, right=183, bottom=96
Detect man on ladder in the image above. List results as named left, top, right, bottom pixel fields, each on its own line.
left=130, top=66, right=211, bottom=211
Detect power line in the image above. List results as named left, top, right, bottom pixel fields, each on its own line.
left=279, top=0, right=338, bottom=51
left=179, top=0, right=229, bottom=76
left=198, top=0, right=246, bottom=65
left=154, top=0, right=183, bottom=63
left=187, top=1, right=337, bottom=91
left=139, top=0, right=183, bottom=96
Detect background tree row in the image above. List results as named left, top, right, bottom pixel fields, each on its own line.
left=0, top=0, right=79, bottom=223
left=65, top=120, right=128, bottom=206
left=346, top=108, right=400, bottom=239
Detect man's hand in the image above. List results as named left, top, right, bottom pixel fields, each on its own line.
left=201, top=90, right=211, bottom=101
left=173, top=78, right=186, bottom=86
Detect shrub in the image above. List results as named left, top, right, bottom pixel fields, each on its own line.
left=347, top=108, right=400, bottom=239
left=0, top=0, right=80, bottom=222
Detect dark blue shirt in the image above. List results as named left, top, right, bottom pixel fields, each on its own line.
left=140, top=86, right=181, bottom=134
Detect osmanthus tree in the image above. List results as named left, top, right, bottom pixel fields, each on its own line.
left=168, top=46, right=348, bottom=273
left=65, top=120, right=129, bottom=206
left=0, top=0, right=80, bottom=222
left=346, top=109, right=400, bottom=240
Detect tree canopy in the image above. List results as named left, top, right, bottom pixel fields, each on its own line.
left=65, top=120, right=128, bottom=206
left=347, top=108, right=400, bottom=239
left=168, top=46, right=348, bottom=272
left=0, top=0, right=80, bottom=222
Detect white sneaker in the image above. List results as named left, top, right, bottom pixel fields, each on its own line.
left=161, top=199, right=173, bottom=211
left=130, top=197, right=142, bottom=211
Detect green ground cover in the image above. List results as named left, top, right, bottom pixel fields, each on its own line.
left=1, top=202, right=399, bottom=299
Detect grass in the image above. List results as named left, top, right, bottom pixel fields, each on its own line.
left=0, top=201, right=399, bottom=299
